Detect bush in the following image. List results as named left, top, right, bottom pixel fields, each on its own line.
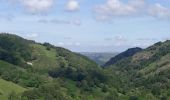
left=22, top=83, right=73, bottom=100
left=48, top=67, right=109, bottom=91
left=161, top=96, right=167, bottom=100
left=129, top=96, right=139, bottom=100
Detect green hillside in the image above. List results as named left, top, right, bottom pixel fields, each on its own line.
left=0, top=33, right=116, bottom=100
left=0, top=33, right=98, bottom=72
left=105, top=40, right=170, bottom=100
left=104, top=47, right=142, bottom=67
left=1, top=33, right=170, bottom=100
left=0, top=78, right=26, bottom=100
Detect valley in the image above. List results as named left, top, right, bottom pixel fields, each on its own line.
left=80, top=52, right=118, bottom=65
left=0, top=33, right=170, bottom=100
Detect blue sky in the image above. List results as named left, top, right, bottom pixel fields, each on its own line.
left=0, top=0, right=170, bottom=52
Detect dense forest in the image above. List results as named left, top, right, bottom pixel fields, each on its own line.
left=0, top=33, right=170, bottom=100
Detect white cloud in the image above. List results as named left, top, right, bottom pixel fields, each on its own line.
left=26, top=33, right=39, bottom=38
left=37, top=18, right=82, bottom=26
left=72, top=19, right=81, bottom=26
left=75, top=42, right=80, bottom=46
left=136, top=38, right=158, bottom=42
left=94, top=0, right=170, bottom=21
left=104, top=35, right=127, bottom=42
left=58, top=42, right=64, bottom=46
left=50, top=19, right=71, bottom=24
left=9, top=0, right=54, bottom=13
left=95, top=15, right=112, bottom=21
left=8, top=0, right=81, bottom=13
left=104, top=35, right=128, bottom=48
left=64, top=37, right=72, bottom=40
left=65, top=0, right=79, bottom=12
left=114, top=35, right=127, bottom=42
left=148, top=3, right=170, bottom=19
left=128, top=0, right=145, bottom=9
left=94, top=0, right=145, bottom=20
left=66, top=42, right=73, bottom=46
left=57, top=42, right=80, bottom=46
left=21, top=0, right=54, bottom=13
left=38, top=19, right=71, bottom=24
left=133, top=43, right=150, bottom=47
left=38, top=19, right=49, bottom=23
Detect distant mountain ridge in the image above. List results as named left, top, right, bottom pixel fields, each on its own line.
left=80, top=52, right=118, bottom=65
left=104, top=47, right=142, bottom=67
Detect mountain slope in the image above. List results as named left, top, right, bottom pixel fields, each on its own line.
left=0, top=78, right=26, bottom=100
left=105, top=40, right=170, bottom=100
left=0, top=33, right=33, bottom=66
left=2, top=33, right=170, bottom=100
left=104, top=47, right=142, bottom=67
left=0, top=33, right=98, bottom=72
left=0, top=33, right=119, bottom=100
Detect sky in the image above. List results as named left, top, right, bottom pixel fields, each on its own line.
left=0, top=0, right=170, bottom=52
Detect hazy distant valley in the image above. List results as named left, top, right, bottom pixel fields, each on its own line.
left=79, top=52, right=118, bottom=65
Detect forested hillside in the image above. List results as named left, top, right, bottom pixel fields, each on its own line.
left=104, top=47, right=142, bottom=67
left=1, top=33, right=170, bottom=100
left=104, top=40, right=170, bottom=100
left=0, top=33, right=118, bottom=100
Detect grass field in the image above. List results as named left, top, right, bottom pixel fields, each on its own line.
left=0, top=78, right=26, bottom=100
left=30, top=44, right=59, bottom=73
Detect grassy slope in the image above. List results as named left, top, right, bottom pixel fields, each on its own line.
left=139, top=53, right=170, bottom=77
left=30, top=43, right=98, bottom=73
left=28, top=44, right=113, bottom=100
left=0, top=78, right=26, bottom=100
left=130, top=41, right=170, bottom=77
left=0, top=60, right=24, bottom=71
left=30, top=44, right=58, bottom=73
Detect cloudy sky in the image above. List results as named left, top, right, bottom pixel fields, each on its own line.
left=0, top=0, right=170, bottom=52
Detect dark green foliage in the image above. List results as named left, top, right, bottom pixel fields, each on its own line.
left=0, top=33, right=32, bottom=66
left=22, top=89, right=42, bottom=100
left=0, top=61, right=45, bottom=88
left=49, top=66, right=109, bottom=91
left=129, top=96, right=139, bottom=100
left=104, top=90, right=119, bottom=100
left=161, top=96, right=167, bottom=100
left=104, top=47, right=142, bottom=67
left=101, top=84, right=108, bottom=92
left=43, top=42, right=52, bottom=51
